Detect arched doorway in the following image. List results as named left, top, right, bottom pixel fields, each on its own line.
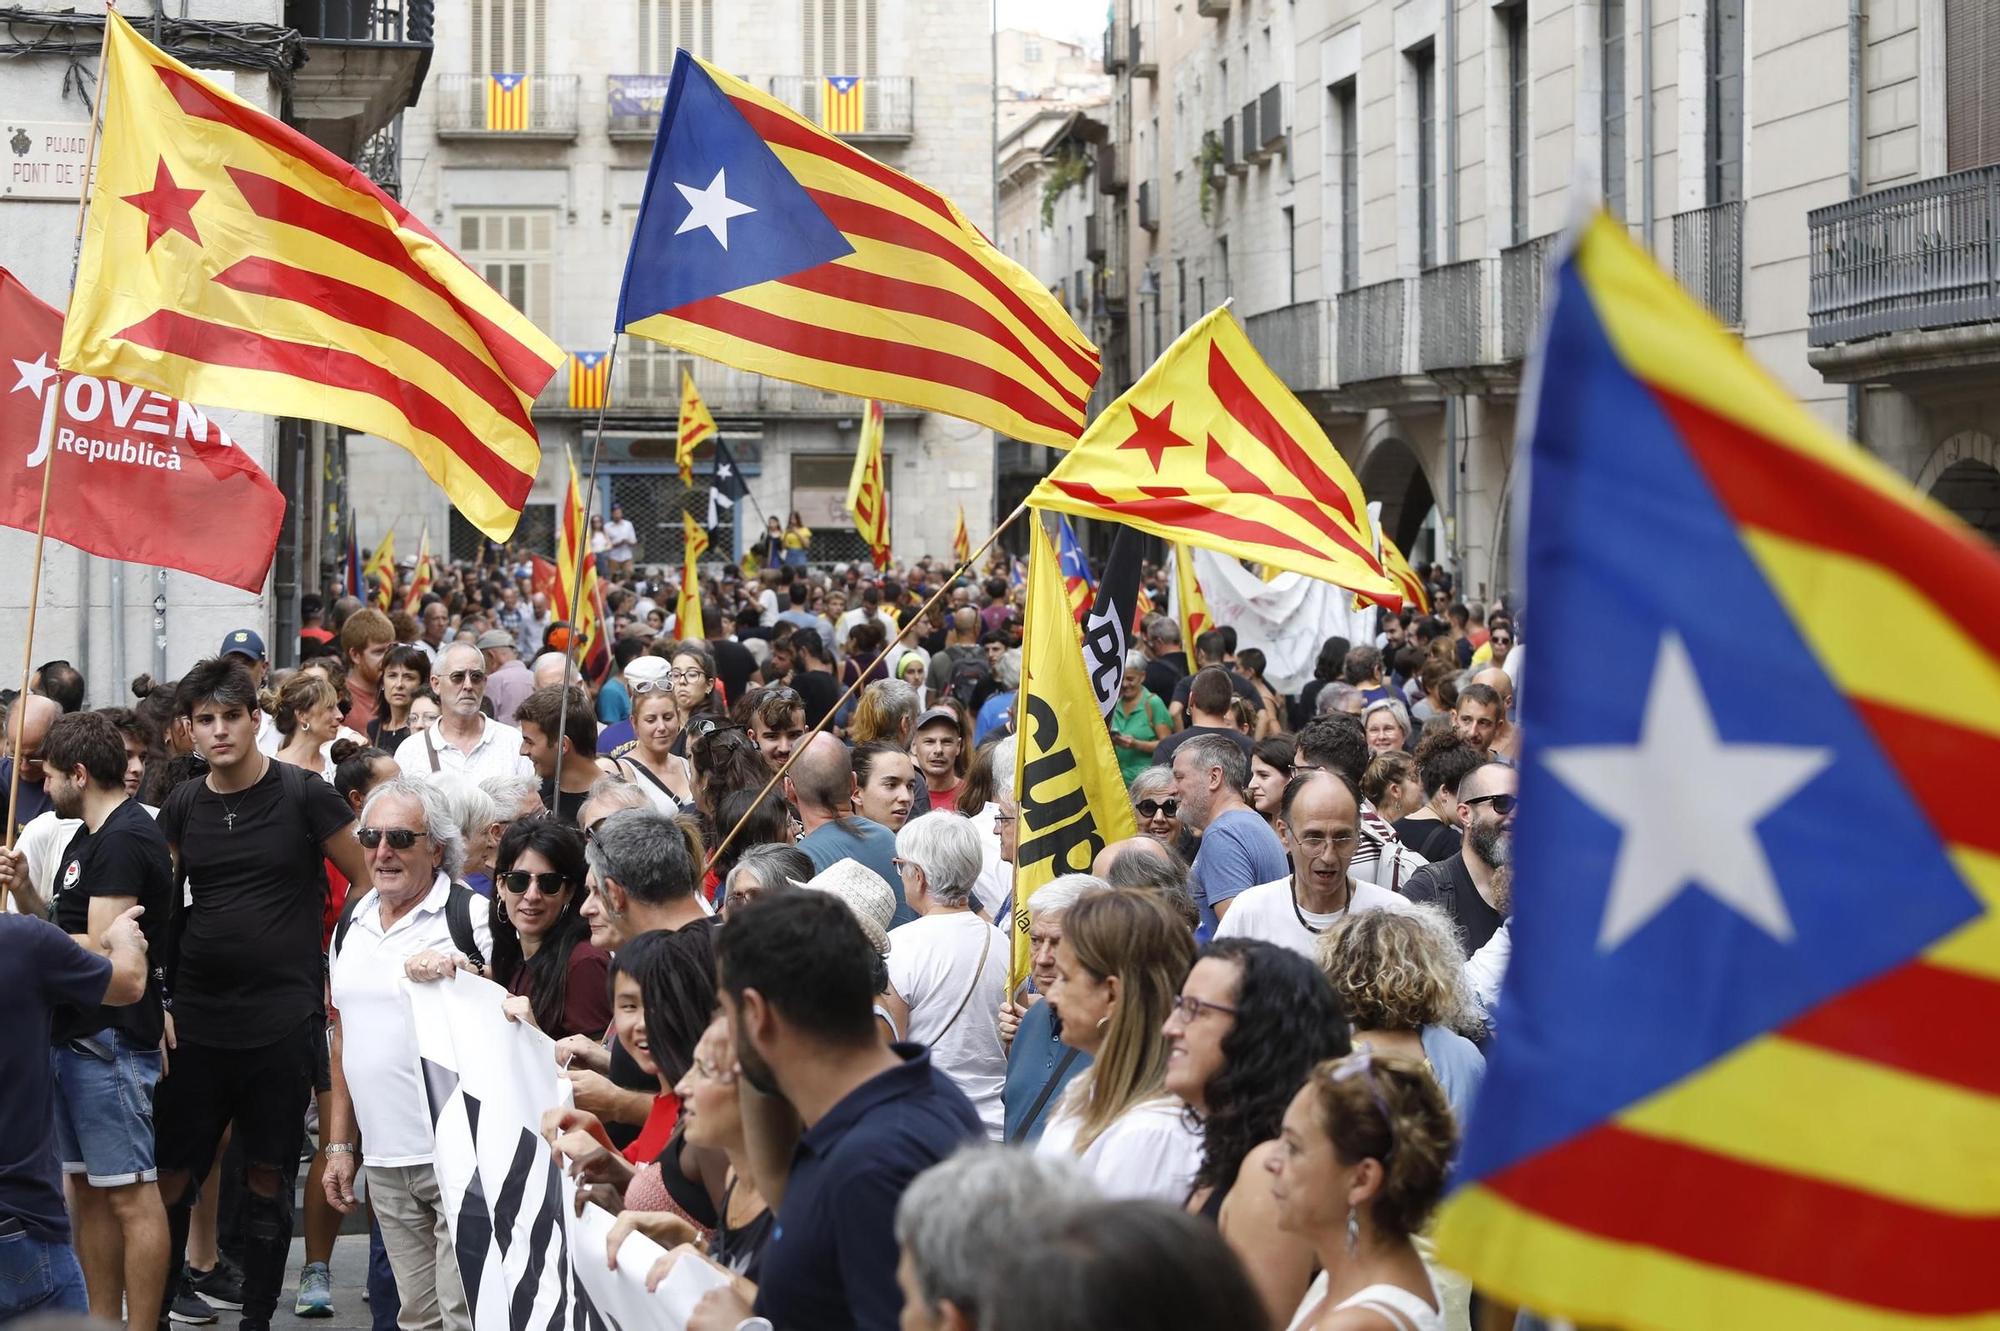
left=1358, top=435, right=1438, bottom=562
left=1930, top=458, right=2000, bottom=546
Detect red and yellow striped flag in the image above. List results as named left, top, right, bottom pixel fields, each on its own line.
left=952, top=503, right=971, bottom=566
left=678, top=512, right=709, bottom=641
left=820, top=76, right=866, bottom=135
left=1169, top=542, right=1210, bottom=656
left=554, top=450, right=606, bottom=680
left=486, top=73, right=530, bottom=131
left=677, top=366, right=715, bottom=488
left=58, top=12, right=562, bottom=541
left=403, top=526, right=433, bottom=613
left=847, top=399, right=890, bottom=570
left=618, top=53, right=1098, bottom=449
left=1026, top=306, right=1399, bottom=601
left=567, top=351, right=610, bottom=409
left=363, top=526, right=396, bottom=611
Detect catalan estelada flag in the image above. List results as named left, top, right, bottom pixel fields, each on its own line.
left=677, top=366, right=715, bottom=487
left=1434, top=211, right=2000, bottom=1330
left=1027, top=305, right=1398, bottom=601
left=58, top=12, right=561, bottom=541
left=952, top=503, right=971, bottom=566
left=617, top=52, right=1098, bottom=448
left=820, top=75, right=866, bottom=135
left=554, top=449, right=606, bottom=680
left=1055, top=514, right=1093, bottom=623
left=486, top=73, right=530, bottom=131
left=847, top=399, right=890, bottom=570
left=567, top=351, right=610, bottom=410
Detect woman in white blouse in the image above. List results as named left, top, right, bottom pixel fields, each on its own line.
left=1034, top=887, right=1200, bottom=1201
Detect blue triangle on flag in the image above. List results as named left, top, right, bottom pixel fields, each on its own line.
left=572, top=351, right=607, bottom=369
left=618, top=53, right=854, bottom=326
left=492, top=73, right=525, bottom=91
left=827, top=76, right=861, bottom=93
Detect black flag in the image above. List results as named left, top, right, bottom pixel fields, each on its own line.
left=1080, top=525, right=1145, bottom=718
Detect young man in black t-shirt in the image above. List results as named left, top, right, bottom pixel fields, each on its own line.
left=152, top=660, right=370, bottom=1331
left=42, top=711, right=176, bottom=1330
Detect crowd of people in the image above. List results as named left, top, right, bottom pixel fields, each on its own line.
left=2, top=536, right=1531, bottom=1331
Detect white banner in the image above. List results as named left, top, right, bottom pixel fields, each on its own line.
left=1189, top=546, right=1377, bottom=697
left=407, top=974, right=727, bottom=1331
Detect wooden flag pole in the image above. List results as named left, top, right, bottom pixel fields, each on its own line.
left=8, top=4, right=113, bottom=849
left=702, top=498, right=1031, bottom=877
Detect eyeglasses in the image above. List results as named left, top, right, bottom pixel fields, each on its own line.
left=667, top=668, right=707, bottom=684
left=1330, top=1049, right=1398, bottom=1161
left=497, top=869, right=568, bottom=896
left=357, top=826, right=425, bottom=850
left=447, top=669, right=487, bottom=686
left=991, top=809, right=1018, bottom=827
left=1293, top=830, right=1360, bottom=854
left=1135, top=799, right=1179, bottom=819
left=1463, top=792, right=1519, bottom=815
left=1170, top=993, right=1238, bottom=1024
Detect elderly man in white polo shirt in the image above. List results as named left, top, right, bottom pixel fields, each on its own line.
left=321, top=778, right=491, bottom=1331
left=394, top=641, right=534, bottom=783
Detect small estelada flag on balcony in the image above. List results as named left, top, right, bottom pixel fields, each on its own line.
left=568, top=351, right=610, bottom=409
left=486, top=72, right=530, bottom=131
left=820, top=75, right=865, bottom=135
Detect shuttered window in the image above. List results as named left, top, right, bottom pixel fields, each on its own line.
left=1946, top=0, right=2000, bottom=170
left=1705, top=0, right=1744, bottom=204
left=469, top=0, right=546, bottom=76
left=800, top=0, right=877, bottom=78
left=639, top=0, right=714, bottom=70
left=1602, top=0, right=1627, bottom=221
left=459, top=211, right=554, bottom=329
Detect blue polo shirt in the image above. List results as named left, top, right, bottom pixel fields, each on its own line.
left=1002, top=997, right=1091, bottom=1143
left=754, top=1043, right=982, bottom=1331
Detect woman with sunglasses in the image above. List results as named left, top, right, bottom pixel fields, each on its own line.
left=1317, top=907, right=1485, bottom=1126
left=1162, top=939, right=1350, bottom=1327
left=609, top=664, right=696, bottom=814
left=1266, top=1052, right=1457, bottom=1331
left=491, top=819, right=612, bottom=1040
left=1129, top=766, right=1197, bottom=862
left=1035, top=888, right=1200, bottom=1200
left=1110, top=653, right=1173, bottom=785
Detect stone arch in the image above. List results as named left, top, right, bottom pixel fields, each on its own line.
left=1356, top=431, right=1439, bottom=558
left=1914, top=433, right=2000, bottom=544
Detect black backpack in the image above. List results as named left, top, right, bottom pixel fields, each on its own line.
left=948, top=650, right=995, bottom=712
left=331, top=880, right=486, bottom=970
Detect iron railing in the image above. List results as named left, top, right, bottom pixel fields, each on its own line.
left=288, top=0, right=433, bottom=43
left=1808, top=165, right=2000, bottom=347
left=354, top=119, right=403, bottom=198
left=767, top=76, right=914, bottom=139
left=1672, top=199, right=1745, bottom=327
left=434, top=73, right=579, bottom=135
left=1131, top=21, right=1157, bottom=77
left=1337, top=279, right=1407, bottom=383
left=1500, top=234, right=1556, bottom=361
left=1419, top=260, right=1488, bottom=369
left=606, top=74, right=671, bottom=137
left=1246, top=300, right=1332, bottom=391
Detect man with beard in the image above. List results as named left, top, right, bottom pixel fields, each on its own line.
left=1402, top=761, right=1516, bottom=956
left=702, top=891, right=981, bottom=1331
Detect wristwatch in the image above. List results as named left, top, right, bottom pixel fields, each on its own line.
left=324, top=1143, right=358, bottom=1156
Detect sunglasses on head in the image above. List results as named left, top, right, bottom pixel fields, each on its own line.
left=1463, top=792, right=1519, bottom=815
left=497, top=869, right=568, bottom=895
left=357, top=826, right=425, bottom=850
left=687, top=716, right=742, bottom=740
left=1135, top=798, right=1179, bottom=819
left=630, top=677, right=675, bottom=695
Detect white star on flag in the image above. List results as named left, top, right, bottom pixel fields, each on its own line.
left=674, top=169, right=756, bottom=249
left=1542, top=631, right=1833, bottom=952
left=12, top=353, right=59, bottom=402
left=716, top=462, right=734, bottom=482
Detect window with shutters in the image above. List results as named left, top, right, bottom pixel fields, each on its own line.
left=801, top=0, right=878, bottom=78
left=458, top=211, right=554, bottom=330
left=1333, top=78, right=1359, bottom=292
left=469, top=0, right=547, bottom=77
left=1504, top=2, right=1529, bottom=245
left=1705, top=0, right=1744, bottom=204
left=639, top=0, right=714, bottom=69
left=1411, top=43, right=1436, bottom=269
left=1945, top=0, right=2000, bottom=171
left=1602, top=0, right=1627, bottom=221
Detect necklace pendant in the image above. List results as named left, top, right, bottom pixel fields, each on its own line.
left=224, top=811, right=236, bottom=830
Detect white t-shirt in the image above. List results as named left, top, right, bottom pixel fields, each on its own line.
left=1035, top=1094, right=1203, bottom=1202
left=1214, top=876, right=1415, bottom=959
left=393, top=718, right=533, bottom=783
left=886, top=910, right=1010, bottom=1139
left=9, top=811, right=82, bottom=913
left=328, top=874, right=493, bottom=1166
left=604, top=519, right=637, bottom=562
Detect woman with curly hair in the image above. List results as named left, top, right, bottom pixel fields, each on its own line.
left=1317, top=906, right=1485, bottom=1123
left=1163, top=938, right=1350, bottom=1327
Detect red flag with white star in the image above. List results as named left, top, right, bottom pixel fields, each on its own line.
left=0, top=268, right=284, bottom=592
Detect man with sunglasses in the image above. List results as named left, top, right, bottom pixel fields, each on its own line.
left=323, top=778, right=490, bottom=1331
left=1402, top=762, right=1517, bottom=957
left=152, top=659, right=370, bottom=1331
left=394, top=643, right=534, bottom=784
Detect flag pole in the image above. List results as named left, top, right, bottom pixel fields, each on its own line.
left=703, top=498, right=1032, bottom=876
left=554, top=336, right=622, bottom=792
left=9, top=4, right=114, bottom=849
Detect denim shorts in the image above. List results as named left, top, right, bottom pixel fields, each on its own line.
left=51, top=1028, right=163, bottom=1186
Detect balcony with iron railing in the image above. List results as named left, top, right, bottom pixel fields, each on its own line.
left=1103, top=22, right=1127, bottom=74
left=1501, top=234, right=1556, bottom=361
left=285, top=0, right=434, bottom=158
left=606, top=74, right=671, bottom=138
left=1807, top=165, right=2000, bottom=373
left=1097, top=142, right=1126, bottom=193
left=1672, top=199, right=1744, bottom=328
left=1337, top=279, right=1408, bottom=384
left=435, top=73, right=580, bottom=138
left=1419, top=260, right=1490, bottom=371
left=354, top=119, right=404, bottom=199
left=538, top=353, right=918, bottom=417
left=1131, top=21, right=1157, bottom=77
left=1246, top=300, right=1332, bottom=393
left=767, top=75, right=914, bottom=141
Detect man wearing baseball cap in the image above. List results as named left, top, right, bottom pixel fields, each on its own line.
left=221, top=629, right=282, bottom=757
